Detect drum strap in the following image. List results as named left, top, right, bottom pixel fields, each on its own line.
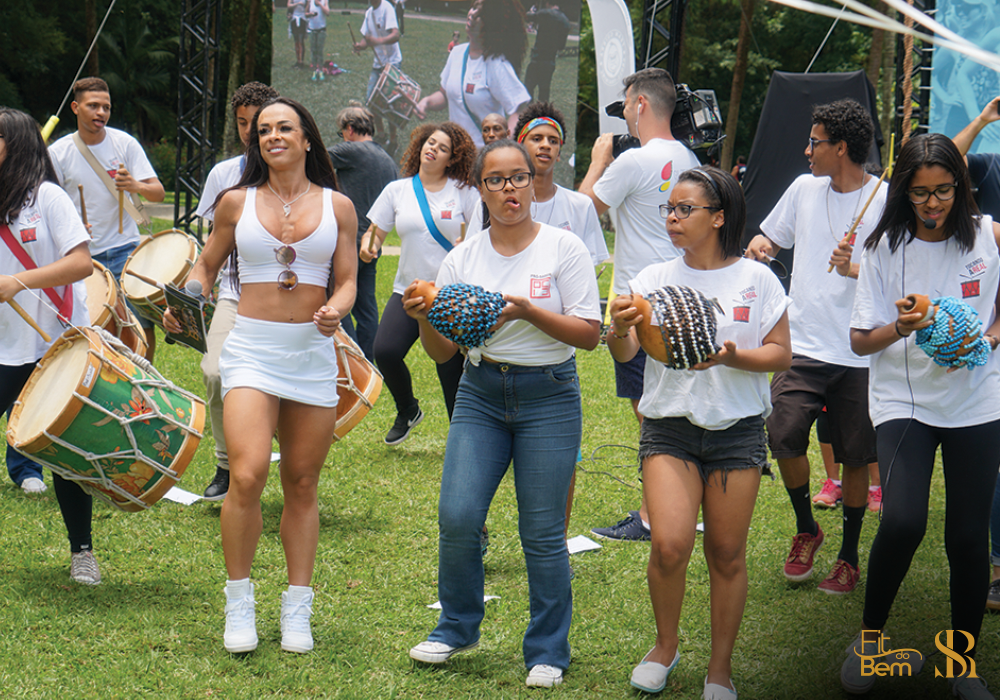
left=71, top=132, right=151, bottom=227
left=459, top=46, right=483, bottom=130
left=411, top=175, right=453, bottom=252
left=0, top=223, right=74, bottom=323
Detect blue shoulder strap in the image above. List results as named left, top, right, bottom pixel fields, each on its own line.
left=412, top=174, right=453, bottom=252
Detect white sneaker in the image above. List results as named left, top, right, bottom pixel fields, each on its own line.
left=526, top=664, right=564, bottom=688
left=21, top=477, right=46, bottom=493
left=224, top=583, right=258, bottom=653
left=280, top=587, right=314, bottom=653
left=70, top=551, right=101, bottom=585
left=409, top=639, right=479, bottom=664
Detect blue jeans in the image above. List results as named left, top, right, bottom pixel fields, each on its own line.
left=93, top=242, right=152, bottom=329
left=428, top=357, right=580, bottom=670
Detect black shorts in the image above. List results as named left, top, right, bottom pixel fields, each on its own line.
left=767, top=355, right=877, bottom=468
left=290, top=16, right=308, bottom=40
left=639, top=414, right=770, bottom=490
left=614, top=347, right=646, bottom=400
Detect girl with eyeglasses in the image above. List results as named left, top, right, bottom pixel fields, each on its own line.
left=362, top=122, right=479, bottom=445
left=402, top=140, right=601, bottom=688
left=842, top=134, right=1000, bottom=697
left=607, top=166, right=790, bottom=699
left=166, top=97, right=358, bottom=655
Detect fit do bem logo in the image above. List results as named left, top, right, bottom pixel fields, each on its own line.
left=852, top=630, right=978, bottom=679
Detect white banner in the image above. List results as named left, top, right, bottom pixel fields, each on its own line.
left=587, top=0, right=635, bottom=135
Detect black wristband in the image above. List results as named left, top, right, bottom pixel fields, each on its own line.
left=895, top=320, right=911, bottom=338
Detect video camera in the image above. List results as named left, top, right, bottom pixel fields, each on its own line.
left=605, top=84, right=724, bottom=158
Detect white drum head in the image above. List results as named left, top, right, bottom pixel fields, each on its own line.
left=84, top=263, right=114, bottom=323
left=12, top=335, right=91, bottom=445
left=122, top=231, right=195, bottom=298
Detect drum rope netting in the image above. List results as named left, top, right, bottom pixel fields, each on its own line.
left=427, top=283, right=506, bottom=348
left=647, top=286, right=721, bottom=370
left=915, top=296, right=991, bottom=369
left=335, top=335, right=380, bottom=409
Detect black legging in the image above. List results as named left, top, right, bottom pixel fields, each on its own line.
left=373, top=293, right=464, bottom=418
left=2, top=362, right=93, bottom=552
left=863, top=418, right=1000, bottom=650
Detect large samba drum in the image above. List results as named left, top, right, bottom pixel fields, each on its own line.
left=120, top=229, right=199, bottom=328
left=84, top=260, right=148, bottom=357
left=333, top=329, right=383, bottom=440
left=367, top=64, right=421, bottom=125
left=630, top=286, right=722, bottom=370
left=6, top=327, right=205, bottom=511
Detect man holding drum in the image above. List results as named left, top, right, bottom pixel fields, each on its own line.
left=745, top=99, right=885, bottom=594
left=48, top=77, right=165, bottom=362
left=578, top=68, right=699, bottom=542
left=195, top=81, right=280, bottom=502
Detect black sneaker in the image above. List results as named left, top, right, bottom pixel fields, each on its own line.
left=385, top=405, right=424, bottom=445
left=590, top=510, right=651, bottom=541
left=203, top=466, right=230, bottom=501
left=988, top=579, right=1000, bottom=611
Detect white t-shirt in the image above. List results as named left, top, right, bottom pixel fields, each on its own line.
left=367, top=177, right=481, bottom=294
left=761, top=173, right=887, bottom=368
left=468, top=184, right=609, bottom=266
left=361, top=0, right=402, bottom=69
left=591, top=138, right=700, bottom=294
left=1, top=182, right=91, bottom=365
left=306, top=0, right=326, bottom=30
left=440, top=43, right=530, bottom=147
left=49, top=127, right=157, bottom=255
left=196, top=155, right=244, bottom=303
left=851, top=217, right=1000, bottom=428
left=632, top=257, right=789, bottom=429
left=437, top=223, right=601, bottom=365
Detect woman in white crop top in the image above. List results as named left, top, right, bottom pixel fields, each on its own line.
left=402, top=141, right=601, bottom=686
left=165, top=97, right=358, bottom=655
left=361, top=121, right=479, bottom=445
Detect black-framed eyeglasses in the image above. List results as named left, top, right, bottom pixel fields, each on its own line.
left=907, top=183, right=957, bottom=204
left=275, top=245, right=298, bottom=291
left=482, top=172, right=533, bottom=191
left=659, top=203, right=721, bottom=220
left=807, top=137, right=834, bottom=150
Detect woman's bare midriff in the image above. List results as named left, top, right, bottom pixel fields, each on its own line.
left=237, top=283, right=329, bottom=324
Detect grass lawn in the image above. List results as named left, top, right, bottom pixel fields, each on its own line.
left=0, top=249, right=995, bottom=698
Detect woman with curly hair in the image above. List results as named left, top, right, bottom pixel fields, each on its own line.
left=415, top=0, right=531, bottom=147
left=362, top=122, right=480, bottom=443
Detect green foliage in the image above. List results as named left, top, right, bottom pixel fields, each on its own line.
left=147, top=139, right=178, bottom=192
left=0, top=0, right=69, bottom=111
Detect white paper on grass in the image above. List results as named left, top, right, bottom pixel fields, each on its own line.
left=428, top=596, right=499, bottom=610
left=271, top=452, right=281, bottom=462
left=162, top=486, right=200, bottom=505
left=567, top=534, right=602, bottom=554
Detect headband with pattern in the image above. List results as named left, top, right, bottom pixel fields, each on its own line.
left=516, top=117, right=565, bottom=144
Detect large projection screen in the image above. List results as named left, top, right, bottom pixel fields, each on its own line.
left=271, top=0, right=583, bottom=187
left=929, top=0, right=1000, bottom=154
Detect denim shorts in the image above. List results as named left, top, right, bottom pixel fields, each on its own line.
left=639, top=414, right=771, bottom=489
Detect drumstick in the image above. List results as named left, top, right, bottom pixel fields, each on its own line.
left=124, top=269, right=163, bottom=289
left=827, top=167, right=890, bottom=273
left=348, top=22, right=362, bottom=52
left=78, top=185, right=88, bottom=226
left=366, top=224, right=380, bottom=254
left=6, top=299, right=51, bottom=342
left=118, top=189, right=124, bottom=234
left=458, top=222, right=466, bottom=244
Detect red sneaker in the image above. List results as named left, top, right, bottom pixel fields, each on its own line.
left=812, top=479, right=843, bottom=508
left=818, top=559, right=860, bottom=594
left=867, top=486, right=883, bottom=513
left=783, top=524, right=824, bottom=581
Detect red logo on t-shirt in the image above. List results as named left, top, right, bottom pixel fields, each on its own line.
left=107, top=169, right=118, bottom=179
left=465, top=83, right=475, bottom=94
left=733, top=306, right=750, bottom=322
left=441, top=210, right=452, bottom=220
left=20, top=228, right=37, bottom=243
left=530, top=276, right=551, bottom=299
left=962, top=280, right=981, bottom=298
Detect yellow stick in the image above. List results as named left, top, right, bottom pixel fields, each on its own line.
left=118, top=190, right=124, bottom=234
left=7, top=299, right=51, bottom=342
left=827, top=166, right=891, bottom=273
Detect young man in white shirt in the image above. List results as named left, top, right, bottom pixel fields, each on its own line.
left=354, top=0, right=402, bottom=150
left=746, top=99, right=885, bottom=594
left=194, top=82, right=279, bottom=502
left=578, top=67, right=700, bottom=541
left=48, top=77, right=164, bottom=361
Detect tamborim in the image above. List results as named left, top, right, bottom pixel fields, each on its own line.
left=121, top=229, right=199, bottom=328
left=6, top=327, right=205, bottom=511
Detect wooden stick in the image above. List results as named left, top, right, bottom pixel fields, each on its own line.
left=348, top=22, right=360, bottom=50
left=124, top=269, right=163, bottom=288
left=457, top=222, right=466, bottom=244
left=118, top=190, right=124, bottom=234
left=366, top=224, right=380, bottom=254
left=827, top=167, right=891, bottom=273
left=7, top=299, right=51, bottom=342
left=78, top=185, right=88, bottom=226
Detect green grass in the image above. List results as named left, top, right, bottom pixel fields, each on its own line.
left=270, top=5, right=580, bottom=188
left=0, top=251, right=995, bottom=698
